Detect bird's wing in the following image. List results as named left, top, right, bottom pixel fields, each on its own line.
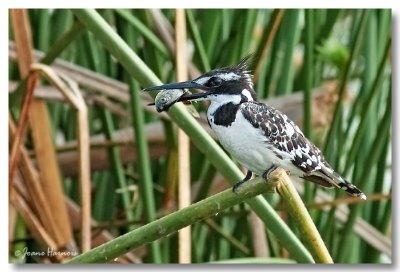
left=240, top=101, right=366, bottom=199
left=240, top=101, right=326, bottom=173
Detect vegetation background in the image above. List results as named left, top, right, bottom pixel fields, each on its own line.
left=9, top=9, right=391, bottom=264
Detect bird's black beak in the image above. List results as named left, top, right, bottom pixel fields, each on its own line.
left=143, top=80, right=211, bottom=102
left=143, top=80, right=208, bottom=92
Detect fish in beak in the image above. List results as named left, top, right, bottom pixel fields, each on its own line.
left=151, top=89, right=187, bottom=112
left=143, top=80, right=211, bottom=103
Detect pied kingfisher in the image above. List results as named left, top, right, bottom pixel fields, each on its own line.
left=144, top=56, right=366, bottom=199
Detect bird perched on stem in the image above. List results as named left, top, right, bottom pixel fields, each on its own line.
left=144, top=56, right=366, bottom=200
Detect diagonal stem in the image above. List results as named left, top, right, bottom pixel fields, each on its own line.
left=67, top=175, right=279, bottom=264
left=275, top=169, right=333, bottom=263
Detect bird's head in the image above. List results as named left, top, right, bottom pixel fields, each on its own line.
left=143, top=56, right=257, bottom=105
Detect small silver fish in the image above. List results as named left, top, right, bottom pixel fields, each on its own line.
left=154, top=88, right=187, bottom=112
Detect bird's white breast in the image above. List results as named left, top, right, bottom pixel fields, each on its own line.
left=208, top=104, right=297, bottom=175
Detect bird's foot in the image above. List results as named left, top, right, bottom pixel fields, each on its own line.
left=232, top=170, right=253, bottom=193
left=262, top=165, right=279, bottom=180
left=261, top=165, right=282, bottom=193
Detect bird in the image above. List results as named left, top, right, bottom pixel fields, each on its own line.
left=144, top=56, right=366, bottom=200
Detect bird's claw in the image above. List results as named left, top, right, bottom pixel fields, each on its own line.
left=262, top=165, right=278, bottom=181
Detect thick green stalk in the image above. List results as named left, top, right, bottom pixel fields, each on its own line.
left=68, top=170, right=294, bottom=264
left=275, top=169, right=333, bottom=263
left=72, top=9, right=314, bottom=263
left=67, top=176, right=278, bottom=263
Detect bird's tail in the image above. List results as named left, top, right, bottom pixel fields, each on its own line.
left=331, top=174, right=366, bottom=200
left=303, top=166, right=366, bottom=200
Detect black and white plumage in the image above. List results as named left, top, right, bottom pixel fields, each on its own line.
left=144, top=57, right=366, bottom=199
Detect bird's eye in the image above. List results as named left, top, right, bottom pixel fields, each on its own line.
left=208, top=77, right=223, bottom=87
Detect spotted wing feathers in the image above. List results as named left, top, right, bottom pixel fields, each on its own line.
left=240, top=101, right=323, bottom=172
left=240, top=101, right=366, bottom=199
